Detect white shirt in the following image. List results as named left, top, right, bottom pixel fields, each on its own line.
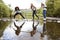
left=43, top=7, right=47, bottom=10
left=43, top=4, right=47, bottom=10
left=15, top=10, right=21, bottom=13
left=32, top=7, right=36, bottom=11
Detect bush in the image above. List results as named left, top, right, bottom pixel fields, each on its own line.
left=0, top=0, right=12, bottom=18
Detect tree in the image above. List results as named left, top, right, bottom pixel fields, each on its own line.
left=47, top=0, right=54, bottom=17
left=47, top=0, right=60, bottom=17
left=0, top=0, right=12, bottom=18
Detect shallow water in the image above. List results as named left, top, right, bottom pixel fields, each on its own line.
left=46, top=22, right=60, bottom=40
left=0, top=20, right=60, bottom=40
left=0, top=20, right=49, bottom=40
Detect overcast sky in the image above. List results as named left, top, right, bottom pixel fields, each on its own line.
left=3, top=0, right=46, bottom=10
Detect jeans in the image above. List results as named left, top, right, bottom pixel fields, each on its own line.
left=43, top=10, right=46, bottom=18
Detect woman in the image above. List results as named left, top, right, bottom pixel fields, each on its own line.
left=14, top=6, right=25, bottom=19
left=31, top=3, right=39, bottom=20
left=41, top=3, right=47, bottom=20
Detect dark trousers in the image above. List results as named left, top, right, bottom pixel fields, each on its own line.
left=14, top=13, right=25, bottom=19
left=32, top=10, right=39, bottom=20
left=43, top=10, right=46, bottom=18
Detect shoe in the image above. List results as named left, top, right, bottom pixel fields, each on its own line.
left=43, top=18, right=46, bottom=20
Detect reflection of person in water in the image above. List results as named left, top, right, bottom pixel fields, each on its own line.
left=31, top=3, right=39, bottom=20
left=13, top=21, right=25, bottom=35
left=43, top=21, right=46, bottom=34
left=41, top=21, right=46, bottom=37
left=30, top=20, right=39, bottom=37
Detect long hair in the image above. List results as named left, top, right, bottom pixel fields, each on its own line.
left=31, top=3, right=33, bottom=9
left=31, top=4, right=35, bottom=9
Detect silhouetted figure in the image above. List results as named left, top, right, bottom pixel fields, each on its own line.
left=31, top=3, right=39, bottom=20
left=30, top=20, right=39, bottom=37
left=41, top=21, right=46, bottom=37
left=13, top=21, right=25, bottom=35
left=14, top=6, right=25, bottom=19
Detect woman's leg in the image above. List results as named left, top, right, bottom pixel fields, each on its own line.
left=35, top=14, right=39, bottom=19
left=19, top=13, right=25, bottom=19
left=14, top=13, right=18, bottom=19
left=34, top=11, right=39, bottom=19
left=32, top=12, right=34, bottom=20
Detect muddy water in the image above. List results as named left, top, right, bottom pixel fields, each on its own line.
left=46, top=22, right=60, bottom=40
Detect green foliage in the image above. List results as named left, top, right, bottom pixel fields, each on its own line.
left=0, top=0, right=12, bottom=18
left=53, top=8, right=60, bottom=17
left=47, top=0, right=54, bottom=17
left=0, top=0, right=3, bottom=3
left=37, top=8, right=43, bottom=17
left=47, top=0, right=60, bottom=17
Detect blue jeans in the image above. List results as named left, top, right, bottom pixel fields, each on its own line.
left=43, top=10, right=46, bottom=18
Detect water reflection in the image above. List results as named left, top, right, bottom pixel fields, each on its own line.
left=0, top=20, right=49, bottom=40
left=13, top=21, right=25, bottom=35
left=46, top=22, right=60, bottom=40
left=0, top=20, right=10, bottom=37
left=43, top=21, right=47, bottom=35
left=30, top=20, right=39, bottom=37
left=41, top=21, right=46, bottom=37
left=40, top=21, right=49, bottom=40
